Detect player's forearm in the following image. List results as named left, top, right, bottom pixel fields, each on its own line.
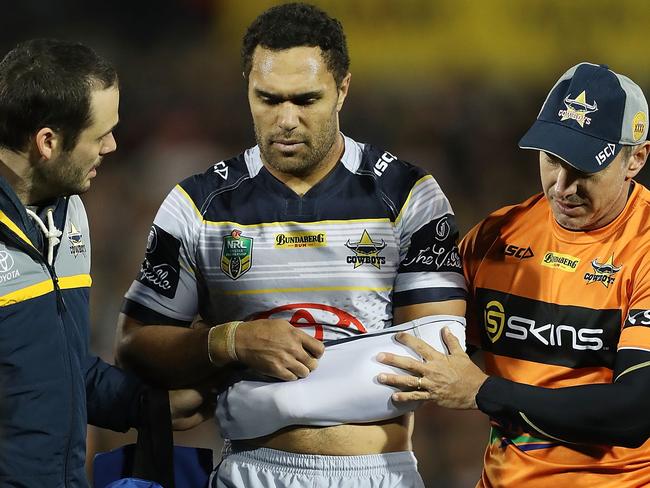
left=115, top=320, right=225, bottom=389
left=116, top=323, right=210, bottom=387
left=476, top=368, right=650, bottom=448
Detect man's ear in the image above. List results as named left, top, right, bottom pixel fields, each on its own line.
left=626, top=141, right=650, bottom=179
left=336, top=72, right=351, bottom=112
left=33, top=127, right=60, bottom=161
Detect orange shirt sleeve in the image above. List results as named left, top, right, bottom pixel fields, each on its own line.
left=620, top=259, right=650, bottom=351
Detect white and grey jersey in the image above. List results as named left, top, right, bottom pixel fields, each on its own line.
left=123, top=135, right=466, bottom=340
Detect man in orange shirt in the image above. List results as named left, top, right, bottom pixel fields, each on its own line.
left=377, top=63, right=650, bottom=487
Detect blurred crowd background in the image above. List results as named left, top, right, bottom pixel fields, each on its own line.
left=1, top=0, right=647, bottom=486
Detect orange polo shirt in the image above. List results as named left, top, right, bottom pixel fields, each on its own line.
left=460, top=181, right=650, bottom=488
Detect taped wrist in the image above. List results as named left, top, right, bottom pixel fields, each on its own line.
left=208, top=321, right=242, bottom=366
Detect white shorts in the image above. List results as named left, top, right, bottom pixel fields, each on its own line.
left=212, top=445, right=425, bottom=488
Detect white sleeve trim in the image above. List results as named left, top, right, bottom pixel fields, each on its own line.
left=394, top=271, right=467, bottom=293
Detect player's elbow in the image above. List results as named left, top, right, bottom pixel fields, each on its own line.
left=612, top=386, right=650, bottom=447
left=113, top=313, right=141, bottom=369
left=614, top=423, right=650, bottom=448
left=615, top=434, right=647, bottom=449
left=602, top=398, right=650, bottom=448
left=619, top=436, right=646, bottom=449
left=114, top=331, right=134, bottom=369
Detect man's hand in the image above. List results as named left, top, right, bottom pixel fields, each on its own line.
left=169, top=388, right=215, bottom=431
left=235, top=319, right=325, bottom=381
left=376, top=327, right=488, bottom=409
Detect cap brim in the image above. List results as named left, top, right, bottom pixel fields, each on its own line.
left=519, top=120, right=621, bottom=173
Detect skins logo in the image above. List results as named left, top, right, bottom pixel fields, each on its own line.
left=504, top=244, right=534, bottom=260
left=484, top=300, right=506, bottom=343
left=558, top=90, right=598, bottom=127
left=625, top=309, right=650, bottom=327
left=541, top=251, right=580, bottom=272
left=68, top=222, right=87, bottom=257
left=583, top=255, right=622, bottom=288
left=483, top=300, right=604, bottom=351
left=345, top=230, right=386, bottom=269
left=252, top=303, right=366, bottom=341
left=221, top=229, right=253, bottom=280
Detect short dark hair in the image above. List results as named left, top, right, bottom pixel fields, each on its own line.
left=242, top=2, right=350, bottom=87
left=0, top=39, right=118, bottom=153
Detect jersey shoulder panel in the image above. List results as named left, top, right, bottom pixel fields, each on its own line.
left=353, top=142, right=431, bottom=215
left=631, top=182, right=650, bottom=229
left=177, top=152, right=251, bottom=216
left=66, top=195, right=89, bottom=232
left=461, top=193, right=545, bottom=263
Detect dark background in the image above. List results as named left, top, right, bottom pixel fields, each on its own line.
left=1, top=1, right=647, bottom=485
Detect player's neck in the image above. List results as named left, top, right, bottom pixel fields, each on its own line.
left=0, top=149, right=36, bottom=205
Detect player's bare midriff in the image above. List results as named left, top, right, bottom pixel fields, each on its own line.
left=230, top=413, right=413, bottom=455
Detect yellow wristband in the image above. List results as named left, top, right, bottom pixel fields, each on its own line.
left=207, top=321, right=243, bottom=365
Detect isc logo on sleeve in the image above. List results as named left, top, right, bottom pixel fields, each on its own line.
left=373, top=152, right=396, bottom=177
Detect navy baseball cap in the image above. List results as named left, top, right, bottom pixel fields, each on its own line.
left=519, top=62, right=648, bottom=173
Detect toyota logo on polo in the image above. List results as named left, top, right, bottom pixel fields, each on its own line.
left=0, top=250, right=15, bottom=272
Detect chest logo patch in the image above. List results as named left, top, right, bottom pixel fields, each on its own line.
left=541, top=251, right=580, bottom=272
left=68, top=222, right=87, bottom=257
left=221, top=229, right=253, bottom=280
left=252, top=303, right=367, bottom=341
left=345, top=230, right=386, bottom=269
left=275, top=231, right=327, bottom=249
left=583, top=255, right=622, bottom=288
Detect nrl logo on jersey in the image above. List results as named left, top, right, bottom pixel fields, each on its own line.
left=345, top=229, right=386, bottom=269
left=68, top=222, right=87, bottom=257
left=221, top=229, right=253, bottom=280
left=558, top=90, right=598, bottom=127
left=583, top=254, right=622, bottom=288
